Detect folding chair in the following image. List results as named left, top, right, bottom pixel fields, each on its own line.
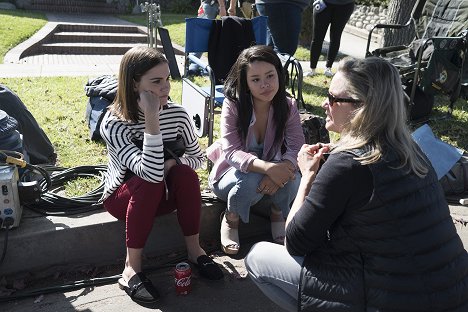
left=365, top=0, right=468, bottom=121
left=181, top=16, right=305, bottom=170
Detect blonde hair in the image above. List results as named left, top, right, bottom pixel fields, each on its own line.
left=331, top=57, right=428, bottom=177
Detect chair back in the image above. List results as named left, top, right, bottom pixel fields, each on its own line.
left=184, top=15, right=268, bottom=54
left=415, top=0, right=468, bottom=39
left=420, top=37, right=466, bottom=95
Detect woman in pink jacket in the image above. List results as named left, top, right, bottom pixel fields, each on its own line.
left=207, top=45, right=305, bottom=255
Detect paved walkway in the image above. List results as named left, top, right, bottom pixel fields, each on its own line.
left=0, top=12, right=380, bottom=78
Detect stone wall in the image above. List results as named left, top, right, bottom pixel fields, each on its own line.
left=348, top=5, right=389, bottom=35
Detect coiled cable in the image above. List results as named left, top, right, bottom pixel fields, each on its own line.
left=24, top=164, right=107, bottom=216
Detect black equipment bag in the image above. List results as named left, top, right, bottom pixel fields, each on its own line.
left=402, top=80, right=435, bottom=122
left=300, top=112, right=330, bottom=145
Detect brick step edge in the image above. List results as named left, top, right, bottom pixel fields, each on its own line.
left=27, top=4, right=118, bottom=14
left=53, top=33, right=147, bottom=44
left=58, top=24, right=145, bottom=34
left=37, top=44, right=147, bottom=55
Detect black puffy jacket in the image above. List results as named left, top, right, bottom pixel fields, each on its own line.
left=299, top=149, right=468, bottom=311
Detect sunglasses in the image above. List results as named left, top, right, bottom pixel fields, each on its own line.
left=326, top=91, right=361, bottom=107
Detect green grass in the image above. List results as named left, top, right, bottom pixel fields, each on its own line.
left=1, top=77, right=108, bottom=167
left=0, top=9, right=46, bottom=63
left=294, top=46, right=309, bottom=61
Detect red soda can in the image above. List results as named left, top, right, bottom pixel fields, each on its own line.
left=174, top=262, right=192, bottom=295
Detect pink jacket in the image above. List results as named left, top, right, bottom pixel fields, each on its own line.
left=207, top=97, right=305, bottom=186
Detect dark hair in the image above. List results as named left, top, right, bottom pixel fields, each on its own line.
left=111, top=46, right=168, bottom=122
left=223, top=45, right=289, bottom=145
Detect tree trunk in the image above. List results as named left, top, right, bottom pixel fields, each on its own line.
left=382, top=0, right=417, bottom=47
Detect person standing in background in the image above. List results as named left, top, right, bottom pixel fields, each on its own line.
left=198, top=0, right=227, bottom=19
left=306, top=0, right=355, bottom=77
left=228, top=0, right=255, bottom=18
left=254, top=0, right=309, bottom=55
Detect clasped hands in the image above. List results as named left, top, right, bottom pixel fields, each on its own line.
left=256, top=161, right=295, bottom=195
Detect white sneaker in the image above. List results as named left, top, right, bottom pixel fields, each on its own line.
left=324, top=67, right=334, bottom=77
left=305, top=69, right=316, bottom=77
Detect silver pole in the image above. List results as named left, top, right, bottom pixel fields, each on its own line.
left=140, top=1, right=162, bottom=48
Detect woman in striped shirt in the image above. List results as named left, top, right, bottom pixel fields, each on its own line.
left=100, top=46, right=223, bottom=304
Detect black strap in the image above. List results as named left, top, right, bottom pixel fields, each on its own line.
left=163, top=147, right=182, bottom=165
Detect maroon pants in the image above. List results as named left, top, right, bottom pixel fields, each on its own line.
left=104, top=164, right=202, bottom=248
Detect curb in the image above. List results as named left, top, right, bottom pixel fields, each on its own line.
left=344, top=24, right=381, bottom=45
left=4, top=22, right=58, bottom=64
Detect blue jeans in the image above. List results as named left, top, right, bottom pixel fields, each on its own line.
left=255, top=3, right=303, bottom=55
left=245, top=241, right=304, bottom=312
left=211, top=167, right=301, bottom=223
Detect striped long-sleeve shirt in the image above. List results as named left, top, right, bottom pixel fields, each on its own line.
left=99, top=103, right=205, bottom=202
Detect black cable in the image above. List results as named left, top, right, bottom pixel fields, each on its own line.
left=0, top=274, right=121, bottom=302
left=0, top=258, right=183, bottom=303
left=24, top=165, right=107, bottom=216
left=0, top=225, right=9, bottom=267
left=22, top=162, right=52, bottom=191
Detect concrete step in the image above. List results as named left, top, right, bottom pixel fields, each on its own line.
left=57, top=24, right=146, bottom=34
left=16, top=23, right=186, bottom=59
left=1, top=191, right=466, bottom=279
left=0, top=194, right=274, bottom=278
left=28, top=5, right=119, bottom=14
left=27, top=0, right=118, bottom=14
left=39, top=42, right=148, bottom=55
left=53, top=32, right=147, bottom=44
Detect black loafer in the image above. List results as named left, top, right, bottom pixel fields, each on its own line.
left=192, top=255, right=224, bottom=280
left=118, top=272, right=160, bottom=304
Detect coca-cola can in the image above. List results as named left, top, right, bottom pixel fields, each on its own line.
left=174, top=262, right=192, bottom=295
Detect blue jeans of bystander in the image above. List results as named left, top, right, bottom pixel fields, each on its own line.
left=189, top=2, right=220, bottom=74
left=255, top=3, right=303, bottom=55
